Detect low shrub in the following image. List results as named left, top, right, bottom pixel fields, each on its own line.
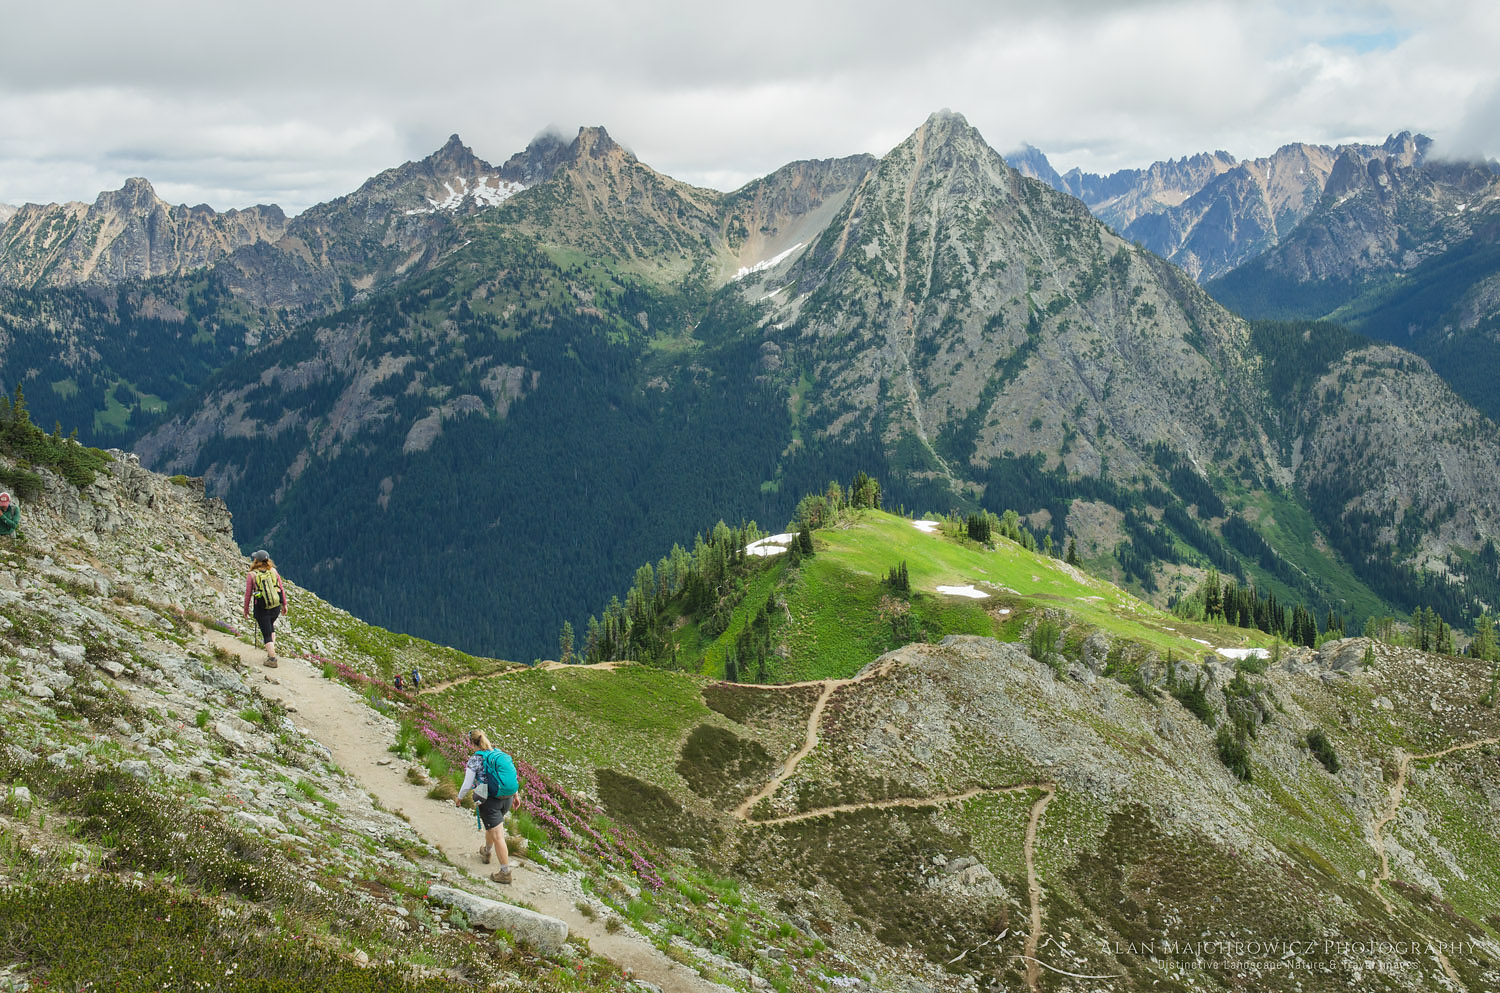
left=1216, top=727, right=1252, bottom=782
left=1305, top=728, right=1340, bottom=773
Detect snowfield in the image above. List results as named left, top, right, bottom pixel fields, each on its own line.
left=732, top=243, right=804, bottom=281
left=745, top=533, right=797, bottom=557
left=405, top=175, right=526, bottom=215
left=936, top=584, right=989, bottom=599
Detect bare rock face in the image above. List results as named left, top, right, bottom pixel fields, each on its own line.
left=0, top=178, right=287, bottom=289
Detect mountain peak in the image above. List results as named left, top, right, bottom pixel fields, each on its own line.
left=918, top=108, right=980, bottom=144
left=571, top=126, right=625, bottom=162
left=96, top=177, right=164, bottom=212
left=421, top=133, right=487, bottom=174
left=1005, top=143, right=1066, bottom=192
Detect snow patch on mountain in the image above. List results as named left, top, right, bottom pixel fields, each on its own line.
left=733, top=242, right=804, bottom=281
left=405, top=175, right=526, bottom=215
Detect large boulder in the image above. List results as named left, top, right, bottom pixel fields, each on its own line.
left=426, top=884, right=568, bottom=954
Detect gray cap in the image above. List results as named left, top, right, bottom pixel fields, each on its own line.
left=251, top=549, right=270, bottom=562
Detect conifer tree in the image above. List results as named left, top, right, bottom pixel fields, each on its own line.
left=559, top=620, right=575, bottom=665
left=1471, top=613, right=1496, bottom=662
left=1065, top=537, right=1080, bottom=566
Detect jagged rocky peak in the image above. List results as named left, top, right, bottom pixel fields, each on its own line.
left=426, top=132, right=486, bottom=174
left=1003, top=143, right=1065, bottom=191
left=1381, top=130, right=1430, bottom=166
left=571, top=125, right=622, bottom=160
left=101, top=176, right=164, bottom=211
left=497, top=129, right=572, bottom=185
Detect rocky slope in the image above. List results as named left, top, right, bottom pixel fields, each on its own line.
left=395, top=501, right=1500, bottom=992
left=772, top=111, right=1271, bottom=487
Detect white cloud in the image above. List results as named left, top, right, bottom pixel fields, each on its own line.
left=1, top=0, right=1496, bottom=211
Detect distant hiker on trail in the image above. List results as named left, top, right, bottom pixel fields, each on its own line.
left=0, top=493, right=17, bottom=538
left=393, top=672, right=404, bottom=693
left=242, top=549, right=288, bottom=668
left=410, top=666, right=421, bottom=691
left=455, top=729, right=519, bottom=885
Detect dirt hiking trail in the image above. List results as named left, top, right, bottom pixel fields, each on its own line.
left=727, top=654, right=1058, bottom=989
left=201, top=629, right=730, bottom=993
left=1368, top=736, right=1500, bottom=986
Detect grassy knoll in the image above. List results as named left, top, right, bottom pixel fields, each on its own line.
left=749, top=509, right=1270, bottom=682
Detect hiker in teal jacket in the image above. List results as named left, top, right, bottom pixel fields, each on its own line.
left=455, top=729, right=519, bottom=884
left=0, top=493, right=18, bottom=538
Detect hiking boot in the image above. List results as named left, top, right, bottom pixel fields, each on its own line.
left=490, top=866, right=512, bottom=885
left=263, top=656, right=278, bottom=668
left=478, top=845, right=491, bottom=864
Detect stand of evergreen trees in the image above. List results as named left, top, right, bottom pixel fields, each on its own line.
left=1173, top=567, right=1344, bottom=648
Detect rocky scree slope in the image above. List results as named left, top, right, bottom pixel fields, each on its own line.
left=0, top=452, right=662, bottom=992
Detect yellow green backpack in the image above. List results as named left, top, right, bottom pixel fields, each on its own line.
left=253, top=569, right=280, bottom=608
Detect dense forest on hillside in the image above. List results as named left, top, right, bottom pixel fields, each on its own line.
left=0, top=275, right=253, bottom=442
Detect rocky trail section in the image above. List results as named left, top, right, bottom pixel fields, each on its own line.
left=204, top=629, right=732, bottom=993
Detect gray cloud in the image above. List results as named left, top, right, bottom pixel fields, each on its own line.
left=2, top=0, right=1495, bottom=212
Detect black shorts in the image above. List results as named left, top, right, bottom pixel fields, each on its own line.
left=252, top=604, right=281, bottom=643
left=477, top=793, right=513, bottom=830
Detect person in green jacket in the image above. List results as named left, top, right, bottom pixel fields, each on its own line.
left=0, top=492, right=18, bottom=538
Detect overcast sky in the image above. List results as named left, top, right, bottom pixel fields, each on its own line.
left=2, top=0, right=1497, bottom=213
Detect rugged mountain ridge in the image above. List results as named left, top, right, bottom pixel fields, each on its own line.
left=1208, top=149, right=1500, bottom=420
left=0, top=178, right=287, bottom=288
left=1017, top=134, right=1433, bottom=281
left=9, top=112, right=1500, bottom=659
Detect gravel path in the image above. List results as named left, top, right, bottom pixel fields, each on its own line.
left=202, top=629, right=730, bottom=993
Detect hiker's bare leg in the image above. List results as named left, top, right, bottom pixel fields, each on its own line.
left=486, top=823, right=509, bottom=867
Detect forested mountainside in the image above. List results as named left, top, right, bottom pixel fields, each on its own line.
left=1011, top=133, right=1432, bottom=281
left=5, top=113, right=1500, bottom=659
left=128, top=131, right=876, bottom=659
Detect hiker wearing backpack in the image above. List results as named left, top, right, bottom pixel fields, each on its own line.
left=0, top=492, right=18, bottom=539
left=410, top=666, right=421, bottom=691
left=455, top=729, right=519, bottom=885
left=241, top=549, right=288, bottom=667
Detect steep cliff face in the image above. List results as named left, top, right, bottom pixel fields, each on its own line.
left=0, top=178, right=287, bottom=289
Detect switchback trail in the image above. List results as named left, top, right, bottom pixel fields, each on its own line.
left=1369, top=735, right=1500, bottom=986
left=201, top=629, right=729, bottom=993
left=1370, top=736, right=1500, bottom=913
left=729, top=654, right=1056, bottom=989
